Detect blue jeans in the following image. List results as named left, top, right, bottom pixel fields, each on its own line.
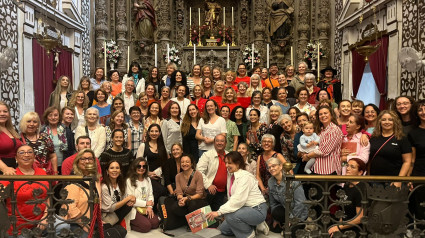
left=219, top=202, right=268, bottom=238
left=55, top=219, right=88, bottom=238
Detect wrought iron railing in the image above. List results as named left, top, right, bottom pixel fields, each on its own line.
left=0, top=175, right=97, bottom=238
left=281, top=166, right=425, bottom=238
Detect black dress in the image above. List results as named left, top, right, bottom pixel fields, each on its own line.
left=182, top=125, right=199, bottom=163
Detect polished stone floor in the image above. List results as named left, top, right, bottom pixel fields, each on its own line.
left=127, top=227, right=282, bottom=237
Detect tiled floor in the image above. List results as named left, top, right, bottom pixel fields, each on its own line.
left=127, top=227, right=282, bottom=237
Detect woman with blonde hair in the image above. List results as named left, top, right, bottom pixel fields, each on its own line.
left=187, top=64, right=202, bottom=96
left=100, top=81, right=114, bottom=104
left=48, top=75, right=74, bottom=110
left=236, top=82, right=251, bottom=108
left=224, top=71, right=238, bottom=91
left=0, top=101, right=22, bottom=174
left=210, top=80, right=225, bottom=104
left=201, top=65, right=212, bottom=78
left=221, top=87, right=241, bottom=113
left=247, top=74, right=263, bottom=96
left=68, top=90, right=89, bottom=128
left=20, top=111, right=58, bottom=175
left=290, top=61, right=308, bottom=91
left=212, top=67, right=223, bottom=83
left=191, top=85, right=207, bottom=117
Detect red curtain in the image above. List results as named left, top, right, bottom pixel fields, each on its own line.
left=368, top=36, right=389, bottom=110
left=351, top=49, right=367, bottom=98
left=351, top=36, right=389, bottom=110
left=32, top=39, right=54, bottom=117
left=55, top=49, right=73, bottom=85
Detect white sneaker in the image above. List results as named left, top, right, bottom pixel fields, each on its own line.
left=248, top=229, right=256, bottom=238
left=256, top=221, right=270, bottom=236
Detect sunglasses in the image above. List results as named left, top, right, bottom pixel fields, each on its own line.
left=114, top=190, right=121, bottom=201
left=137, top=164, right=148, bottom=169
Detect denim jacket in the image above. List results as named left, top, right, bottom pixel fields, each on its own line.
left=268, top=176, right=309, bottom=221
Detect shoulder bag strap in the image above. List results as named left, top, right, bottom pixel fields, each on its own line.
left=371, top=135, right=394, bottom=161
left=85, top=126, right=89, bottom=136
left=183, top=170, right=196, bottom=195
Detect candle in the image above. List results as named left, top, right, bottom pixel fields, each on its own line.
left=227, top=44, right=230, bottom=69
left=127, top=45, right=130, bottom=70
left=223, top=7, right=225, bottom=26
left=190, top=7, right=192, bottom=26
left=167, top=44, right=170, bottom=64
left=104, top=41, right=107, bottom=77
left=154, top=44, right=158, bottom=67
left=290, top=46, right=294, bottom=66
left=194, top=44, right=196, bottom=65
left=317, top=43, right=320, bottom=79
left=232, top=7, right=234, bottom=26
left=267, top=44, right=270, bottom=69
left=251, top=43, right=254, bottom=69
left=198, top=8, right=201, bottom=26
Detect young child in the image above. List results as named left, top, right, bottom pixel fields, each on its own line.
left=297, top=122, right=320, bottom=174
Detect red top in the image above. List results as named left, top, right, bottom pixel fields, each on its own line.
left=209, top=96, right=223, bottom=109
left=3, top=167, right=48, bottom=235
left=235, top=76, right=250, bottom=85
left=191, top=98, right=208, bottom=117
left=212, top=153, right=227, bottom=192
left=237, top=97, right=251, bottom=109
left=224, top=83, right=239, bottom=92
left=61, top=153, right=102, bottom=175
left=221, top=102, right=242, bottom=113
left=307, top=86, right=321, bottom=105
left=0, top=131, right=22, bottom=159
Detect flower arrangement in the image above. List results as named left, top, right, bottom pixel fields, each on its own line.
left=102, top=40, right=122, bottom=64
left=242, top=46, right=261, bottom=70
left=303, top=42, right=325, bottom=61
left=190, top=25, right=199, bottom=45
left=215, top=25, right=233, bottom=45
left=164, top=45, right=182, bottom=66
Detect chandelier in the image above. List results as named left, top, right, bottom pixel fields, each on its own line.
left=35, top=0, right=62, bottom=55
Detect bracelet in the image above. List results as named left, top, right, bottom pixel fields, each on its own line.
left=337, top=225, right=342, bottom=231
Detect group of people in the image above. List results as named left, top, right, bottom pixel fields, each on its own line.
left=1, top=59, right=424, bottom=237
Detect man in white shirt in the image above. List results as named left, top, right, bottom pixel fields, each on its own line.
left=117, top=80, right=138, bottom=114
left=196, top=134, right=228, bottom=212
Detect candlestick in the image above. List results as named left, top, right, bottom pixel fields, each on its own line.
left=154, top=44, right=157, bottom=67
left=223, top=7, right=225, bottom=26
left=190, top=7, right=192, bottom=26
left=104, top=41, right=107, bottom=77
left=267, top=44, right=270, bottom=69
left=167, top=44, right=170, bottom=64
left=232, top=7, right=234, bottom=26
left=251, top=43, right=254, bottom=69
left=290, top=46, right=294, bottom=66
left=227, top=44, right=230, bottom=69
left=198, top=8, right=201, bottom=27
left=317, top=43, right=320, bottom=80
left=127, top=45, right=130, bottom=70
left=198, top=8, right=202, bottom=46
left=194, top=44, right=196, bottom=65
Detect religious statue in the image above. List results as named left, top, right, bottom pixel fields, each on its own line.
left=268, top=0, right=294, bottom=39
left=133, top=0, right=157, bottom=43
left=204, top=0, right=221, bottom=30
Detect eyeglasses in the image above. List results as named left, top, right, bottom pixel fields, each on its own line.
left=137, top=164, right=148, bottom=169
left=18, top=151, right=34, bottom=155
left=80, top=157, right=94, bottom=162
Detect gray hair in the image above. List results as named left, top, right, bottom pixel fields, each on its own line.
left=238, top=81, right=248, bottom=88
left=125, top=79, right=135, bottom=86
left=261, top=134, right=276, bottom=147
left=305, top=73, right=316, bottom=82
left=278, top=114, right=292, bottom=127
left=84, top=107, right=100, bottom=126
left=298, top=61, right=308, bottom=68
left=266, top=156, right=282, bottom=166
left=167, top=62, right=178, bottom=70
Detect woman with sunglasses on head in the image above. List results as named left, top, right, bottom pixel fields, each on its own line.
left=182, top=104, right=201, bottom=163
left=101, top=160, right=134, bottom=227
left=124, top=158, right=160, bottom=233
left=100, top=129, right=133, bottom=176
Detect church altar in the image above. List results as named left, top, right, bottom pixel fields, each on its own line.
left=181, top=46, right=240, bottom=72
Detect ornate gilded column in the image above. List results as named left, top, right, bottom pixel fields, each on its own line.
left=116, top=0, right=128, bottom=73
left=156, top=1, right=172, bottom=71
left=317, top=0, right=330, bottom=68
left=95, top=0, right=108, bottom=68
left=297, top=0, right=310, bottom=64
left=253, top=0, right=268, bottom=67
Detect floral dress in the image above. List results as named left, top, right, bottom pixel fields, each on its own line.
left=246, top=123, right=268, bottom=159
left=280, top=131, right=296, bottom=163
left=22, top=133, right=55, bottom=175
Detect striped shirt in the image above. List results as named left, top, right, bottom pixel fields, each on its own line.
left=312, top=122, right=343, bottom=175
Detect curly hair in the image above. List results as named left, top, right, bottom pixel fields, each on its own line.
left=372, top=110, right=404, bottom=140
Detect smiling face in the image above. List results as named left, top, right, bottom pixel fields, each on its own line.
left=352, top=104, right=363, bottom=116
left=297, top=114, right=309, bottom=128
left=269, top=65, right=278, bottom=75
left=225, top=88, right=235, bottom=102
left=95, top=68, right=104, bottom=79
left=180, top=156, right=193, bottom=171
left=137, top=160, right=147, bottom=176
left=220, top=107, right=230, bottom=119
left=193, top=65, right=201, bottom=77
left=278, top=74, right=287, bottom=85
left=203, top=78, right=212, bottom=88
left=289, top=109, right=297, bottom=122
left=262, top=89, right=272, bottom=101
left=281, top=118, right=293, bottom=132
left=113, top=99, right=124, bottom=112
left=238, top=84, right=247, bottom=94
left=132, top=65, right=139, bottom=74
left=364, top=106, right=378, bottom=123
left=249, top=110, right=259, bottom=123
left=96, top=91, right=106, bottom=102
left=47, top=109, right=60, bottom=126
left=324, top=70, right=333, bottom=79
left=130, top=109, right=141, bottom=122
left=235, top=108, right=244, bottom=121
left=418, top=104, right=425, bottom=123
left=237, top=143, right=248, bottom=159
left=175, top=72, right=182, bottom=82
left=267, top=162, right=283, bottom=177
left=298, top=63, right=307, bottom=74
left=16, top=145, right=35, bottom=168
left=226, top=74, right=234, bottom=84
left=76, top=93, right=85, bottom=106
left=298, top=90, right=308, bottom=103
left=0, top=105, right=10, bottom=126
left=81, top=79, right=90, bottom=90
left=396, top=97, right=411, bottom=116
left=114, top=112, right=125, bottom=126
left=213, top=69, right=221, bottom=80
left=203, top=67, right=211, bottom=77
left=62, top=108, right=75, bottom=125
left=188, top=105, right=199, bottom=118
left=146, top=85, right=155, bottom=97
left=215, top=81, right=224, bottom=93
left=149, top=103, right=160, bottom=116
left=286, top=66, right=295, bottom=77
left=252, top=93, right=262, bottom=106
left=125, top=81, right=135, bottom=93
left=111, top=72, right=120, bottom=82
left=101, top=82, right=111, bottom=93
left=251, top=77, right=259, bottom=87
left=270, top=108, right=281, bottom=122
left=193, top=86, right=202, bottom=98
left=161, top=87, right=170, bottom=99
left=86, top=110, right=99, bottom=124
left=318, top=107, right=332, bottom=127
left=278, top=88, right=287, bottom=102
left=78, top=152, right=95, bottom=173
left=225, top=157, right=239, bottom=173
left=176, top=86, right=186, bottom=98
left=171, top=144, right=183, bottom=159
left=214, top=135, right=226, bottom=151
left=151, top=68, right=158, bottom=78
left=305, top=77, right=314, bottom=87
left=261, top=68, right=268, bottom=79
left=261, top=137, right=274, bottom=151
left=148, top=125, right=160, bottom=140
left=238, top=65, right=246, bottom=77
left=167, top=65, right=175, bottom=76
left=205, top=101, right=217, bottom=116
left=170, top=103, right=180, bottom=118
left=140, top=95, right=148, bottom=107
left=380, top=113, right=394, bottom=132
left=107, top=162, right=121, bottom=180
left=339, top=101, right=352, bottom=117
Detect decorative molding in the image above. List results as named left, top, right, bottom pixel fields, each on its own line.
left=94, top=0, right=108, bottom=68
left=115, top=0, right=127, bottom=72
left=297, top=0, right=310, bottom=62
left=81, top=0, right=90, bottom=76
left=0, top=0, right=20, bottom=125
left=334, top=0, right=344, bottom=79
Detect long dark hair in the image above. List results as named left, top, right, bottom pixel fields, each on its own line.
left=147, top=66, right=161, bottom=84
left=146, top=124, right=168, bottom=167
left=230, top=106, right=247, bottom=123
left=167, top=101, right=181, bottom=120
left=181, top=104, right=200, bottom=136
left=414, top=99, right=425, bottom=127
left=169, top=70, right=187, bottom=90
left=393, top=96, right=417, bottom=125
left=146, top=101, right=162, bottom=120
left=314, top=105, right=338, bottom=134
left=102, top=160, right=126, bottom=195
left=128, top=157, right=149, bottom=188
left=127, top=62, right=141, bottom=77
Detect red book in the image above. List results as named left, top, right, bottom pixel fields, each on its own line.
left=342, top=142, right=357, bottom=154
